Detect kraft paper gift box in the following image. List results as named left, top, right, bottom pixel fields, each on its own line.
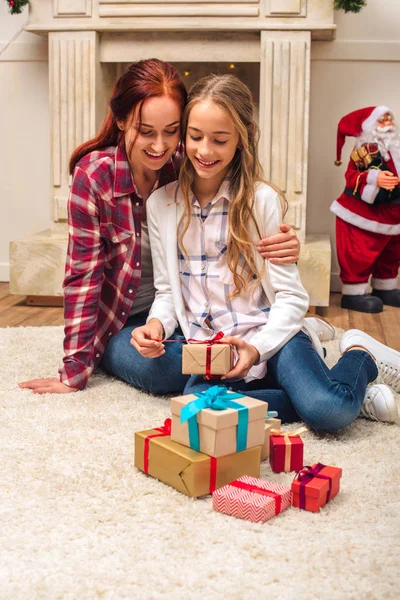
left=212, top=475, right=292, bottom=523
left=134, top=418, right=262, bottom=498
left=261, top=416, right=282, bottom=461
left=182, top=342, right=234, bottom=375
left=170, top=386, right=268, bottom=458
left=269, top=427, right=306, bottom=473
left=292, top=463, right=342, bottom=512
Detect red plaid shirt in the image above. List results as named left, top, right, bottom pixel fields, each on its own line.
left=59, top=144, right=180, bottom=390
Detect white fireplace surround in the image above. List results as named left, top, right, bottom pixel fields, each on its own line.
left=10, top=0, right=335, bottom=305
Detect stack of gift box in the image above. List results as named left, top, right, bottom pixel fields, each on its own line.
left=134, top=340, right=342, bottom=523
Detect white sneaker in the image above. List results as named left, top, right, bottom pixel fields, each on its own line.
left=361, top=384, right=398, bottom=422
left=305, top=317, right=335, bottom=342
left=340, top=329, right=400, bottom=393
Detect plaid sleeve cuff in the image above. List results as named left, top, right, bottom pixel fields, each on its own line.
left=59, top=361, right=93, bottom=391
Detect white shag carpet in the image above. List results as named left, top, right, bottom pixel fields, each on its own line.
left=0, top=326, right=399, bottom=600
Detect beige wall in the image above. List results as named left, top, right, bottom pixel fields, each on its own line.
left=309, top=0, right=400, bottom=290
left=0, top=4, right=49, bottom=281
left=1, top=0, right=399, bottom=288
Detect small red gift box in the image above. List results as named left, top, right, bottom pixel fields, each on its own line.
left=269, top=427, right=306, bottom=473
left=212, top=475, right=292, bottom=523
left=292, top=463, right=342, bottom=512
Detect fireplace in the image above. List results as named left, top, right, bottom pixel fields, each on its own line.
left=10, top=0, right=335, bottom=306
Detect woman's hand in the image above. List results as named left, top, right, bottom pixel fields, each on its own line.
left=130, top=318, right=165, bottom=358
left=221, top=336, right=260, bottom=381
left=256, top=224, right=300, bottom=264
left=18, top=378, right=78, bottom=394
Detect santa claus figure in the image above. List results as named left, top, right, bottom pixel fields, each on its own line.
left=331, top=106, right=400, bottom=313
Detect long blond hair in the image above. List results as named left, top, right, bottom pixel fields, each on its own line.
left=178, top=74, right=287, bottom=297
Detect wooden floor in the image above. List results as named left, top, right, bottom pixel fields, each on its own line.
left=1, top=282, right=399, bottom=350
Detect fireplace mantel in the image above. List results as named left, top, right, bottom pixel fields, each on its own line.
left=27, top=1, right=335, bottom=38
left=10, top=0, right=334, bottom=306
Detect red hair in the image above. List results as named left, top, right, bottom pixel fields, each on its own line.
left=69, top=58, right=187, bottom=174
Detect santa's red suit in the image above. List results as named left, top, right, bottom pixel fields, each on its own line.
left=330, top=106, right=400, bottom=308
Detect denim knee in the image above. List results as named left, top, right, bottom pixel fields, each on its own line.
left=296, top=387, right=360, bottom=432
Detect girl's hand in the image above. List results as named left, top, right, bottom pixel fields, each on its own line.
left=221, top=336, right=260, bottom=381
left=256, top=224, right=299, bottom=264
left=130, top=318, right=165, bottom=358
left=18, top=378, right=78, bottom=394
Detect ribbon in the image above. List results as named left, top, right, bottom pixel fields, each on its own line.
left=270, top=427, right=307, bottom=472
left=266, top=411, right=278, bottom=419
left=229, top=480, right=282, bottom=515
left=143, top=418, right=172, bottom=474
left=143, top=418, right=217, bottom=493
left=295, top=463, right=333, bottom=509
left=187, top=332, right=226, bottom=379
left=163, top=332, right=227, bottom=380
left=209, top=456, right=217, bottom=493
left=180, top=385, right=248, bottom=453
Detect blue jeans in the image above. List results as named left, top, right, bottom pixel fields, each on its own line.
left=99, top=312, right=190, bottom=395
left=184, top=332, right=378, bottom=432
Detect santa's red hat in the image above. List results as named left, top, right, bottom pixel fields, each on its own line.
left=335, top=105, right=391, bottom=165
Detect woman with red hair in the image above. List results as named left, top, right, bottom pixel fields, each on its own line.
left=19, top=59, right=300, bottom=395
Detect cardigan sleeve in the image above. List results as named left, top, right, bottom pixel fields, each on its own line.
left=249, top=189, right=309, bottom=362
left=146, top=191, right=180, bottom=339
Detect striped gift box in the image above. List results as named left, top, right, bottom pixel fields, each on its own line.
left=212, top=475, right=292, bottom=523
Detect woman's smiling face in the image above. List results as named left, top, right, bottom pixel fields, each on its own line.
left=120, top=95, right=182, bottom=170
left=185, top=100, right=240, bottom=182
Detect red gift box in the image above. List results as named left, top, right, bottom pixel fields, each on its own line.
left=212, top=475, right=292, bottom=523
left=269, top=427, right=306, bottom=473
left=292, top=463, right=342, bottom=512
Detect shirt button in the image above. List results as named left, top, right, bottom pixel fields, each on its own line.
left=136, top=262, right=140, bottom=267
left=201, top=264, right=205, bottom=270
left=108, top=332, right=112, bottom=336
left=122, top=311, right=126, bottom=316
left=112, top=235, right=118, bottom=242
left=136, top=232, right=140, bottom=237
left=96, top=353, right=100, bottom=358
left=136, top=202, right=139, bottom=206
left=128, top=289, right=133, bottom=294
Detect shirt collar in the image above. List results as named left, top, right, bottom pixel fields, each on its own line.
left=113, top=144, right=135, bottom=197
left=175, top=177, right=232, bottom=205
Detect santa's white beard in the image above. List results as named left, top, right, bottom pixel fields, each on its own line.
left=358, top=125, right=400, bottom=162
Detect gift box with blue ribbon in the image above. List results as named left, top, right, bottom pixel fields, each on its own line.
left=170, top=385, right=268, bottom=458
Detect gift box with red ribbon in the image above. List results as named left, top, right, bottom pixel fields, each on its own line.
left=134, top=418, right=262, bottom=498
left=292, top=463, right=342, bottom=512
left=182, top=331, right=234, bottom=376
left=269, top=427, right=306, bottom=473
left=171, top=386, right=268, bottom=458
left=212, top=475, right=292, bottom=523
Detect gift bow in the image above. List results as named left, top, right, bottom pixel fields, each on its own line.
left=294, top=463, right=333, bottom=509
left=187, top=331, right=225, bottom=345
left=187, top=331, right=226, bottom=380
left=180, top=386, right=248, bottom=453
left=270, top=427, right=307, bottom=438
left=270, top=427, right=307, bottom=472
left=143, top=418, right=172, bottom=474
left=266, top=411, right=278, bottom=419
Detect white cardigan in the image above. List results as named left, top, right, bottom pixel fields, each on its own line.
left=146, top=180, right=323, bottom=363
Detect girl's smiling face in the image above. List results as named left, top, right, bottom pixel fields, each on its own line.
left=186, top=100, right=240, bottom=183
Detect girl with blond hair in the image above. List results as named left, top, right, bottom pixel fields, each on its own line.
left=131, top=74, right=399, bottom=428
